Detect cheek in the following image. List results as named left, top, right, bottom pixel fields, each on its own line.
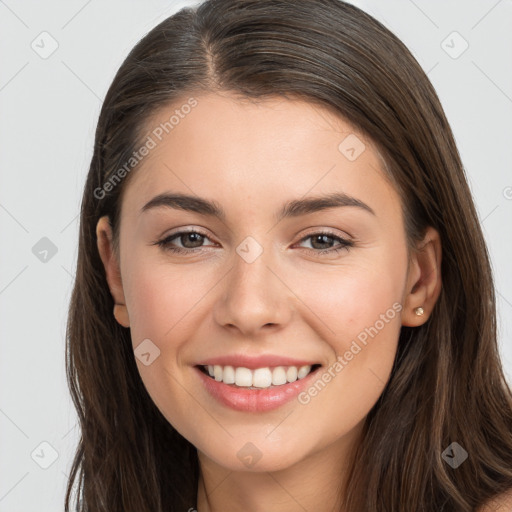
left=121, top=256, right=221, bottom=395
left=289, top=276, right=402, bottom=449
left=299, top=255, right=404, bottom=341
left=292, top=253, right=405, bottom=409
left=121, top=261, right=211, bottom=431
left=123, top=258, right=209, bottom=344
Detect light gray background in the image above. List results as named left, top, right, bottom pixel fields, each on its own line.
left=1, top=1, right=511, bottom=510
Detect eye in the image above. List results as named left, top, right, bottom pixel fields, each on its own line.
left=153, top=229, right=354, bottom=257
left=153, top=229, right=216, bottom=254
left=295, top=231, right=354, bottom=256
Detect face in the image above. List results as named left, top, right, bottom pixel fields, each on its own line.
left=98, top=92, right=425, bottom=474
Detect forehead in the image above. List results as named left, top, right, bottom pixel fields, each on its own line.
left=121, top=92, right=400, bottom=224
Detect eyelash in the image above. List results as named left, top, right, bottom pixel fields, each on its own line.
left=153, top=229, right=354, bottom=257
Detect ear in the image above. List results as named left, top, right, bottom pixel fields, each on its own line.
left=96, top=215, right=130, bottom=328
left=401, top=226, right=442, bottom=327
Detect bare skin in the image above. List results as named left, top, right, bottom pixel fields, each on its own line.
left=96, top=92, right=443, bottom=512
left=477, top=486, right=512, bottom=512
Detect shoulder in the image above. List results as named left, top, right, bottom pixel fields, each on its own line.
left=478, top=488, right=512, bottom=511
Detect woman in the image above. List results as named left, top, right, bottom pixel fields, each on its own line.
left=65, top=0, right=512, bottom=510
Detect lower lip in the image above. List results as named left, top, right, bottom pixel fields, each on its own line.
left=195, top=366, right=321, bottom=412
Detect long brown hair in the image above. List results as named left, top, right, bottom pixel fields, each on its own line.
left=65, top=0, right=512, bottom=510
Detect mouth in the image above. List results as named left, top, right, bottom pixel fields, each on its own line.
left=195, top=363, right=322, bottom=390
left=195, top=362, right=324, bottom=412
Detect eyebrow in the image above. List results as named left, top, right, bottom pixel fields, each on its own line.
left=140, top=191, right=376, bottom=221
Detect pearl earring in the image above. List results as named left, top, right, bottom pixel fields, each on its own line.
left=414, top=306, right=424, bottom=316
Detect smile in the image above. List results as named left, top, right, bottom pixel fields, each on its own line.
left=195, top=363, right=323, bottom=412
left=198, top=364, right=321, bottom=389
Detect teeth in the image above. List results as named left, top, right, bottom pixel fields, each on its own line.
left=222, top=365, right=235, bottom=384
left=272, top=366, right=287, bottom=385
left=297, top=366, right=311, bottom=379
left=204, top=364, right=315, bottom=388
left=235, top=367, right=253, bottom=387
left=286, top=366, right=298, bottom=382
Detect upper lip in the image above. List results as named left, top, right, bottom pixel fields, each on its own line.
left=195, top=354, right=321, bottom=370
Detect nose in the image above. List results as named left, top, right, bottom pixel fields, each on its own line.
left=213, top=242, right=293, bottom=337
